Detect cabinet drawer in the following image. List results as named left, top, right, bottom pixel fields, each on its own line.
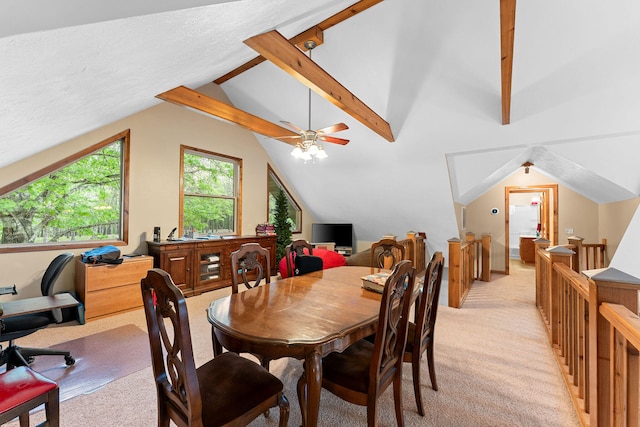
left=84, top=283, right=142, bottom=319
left=84, top=257, right=153, bottom=291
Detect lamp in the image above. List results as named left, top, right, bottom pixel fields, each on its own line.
left=522, top=161, right=534, bottom=174
left=290, top=133, right=328, bottom=162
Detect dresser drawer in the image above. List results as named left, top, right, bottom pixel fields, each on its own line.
left=83, top=257, right=153, bottom=291
left=83, top=282, right=143, bottom=319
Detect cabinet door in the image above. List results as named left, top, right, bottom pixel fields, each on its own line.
left=196, top=246, right=227, bottom=288
left=161, top=249, right=192, bottom=291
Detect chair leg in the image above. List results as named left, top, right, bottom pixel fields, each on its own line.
left=15, top=346, right=75, bottom=366
left=392, top=375, right=404, bottom=427
left=412, top=352, right=425, bottom=416
left=46, top=386, right=60, bottom=427
left=427, top=344, right=438, bottom=391
left=277, top=392, right=290, bottom=427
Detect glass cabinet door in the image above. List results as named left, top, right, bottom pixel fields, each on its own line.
left=197, top=247, right=226, bottom=285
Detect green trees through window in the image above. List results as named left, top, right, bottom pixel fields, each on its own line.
left=181, top=146, right=240, bottom=236
left=268, top=165, right=301, bottom=233
left=0, top=130, right=129, bottom=250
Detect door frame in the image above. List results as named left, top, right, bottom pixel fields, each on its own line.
left=504, top=184, right=558, bottom=275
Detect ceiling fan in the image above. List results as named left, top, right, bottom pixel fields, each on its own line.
left=277, top=40, right=349, bottom=161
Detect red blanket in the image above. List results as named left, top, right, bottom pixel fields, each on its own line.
left=278, top=248, right=347, bottom=278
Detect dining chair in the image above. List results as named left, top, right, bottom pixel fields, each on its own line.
left=226, top=243, right=273, bottom=371
left=230, top=242, right=271, bottom=294
left=296, top=260, right=416, bottom=426
left=285, top=239, right=314, bottom=277
left=405, top=251, right=445, bottom=416
left=0, top=365, right=59, bottom=427
left=370, top=238, right=406, bottom=269
left=141, top=268, right=289, bottom=427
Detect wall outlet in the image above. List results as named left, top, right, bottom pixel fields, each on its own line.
left=565, top=228, right=574, bottom=235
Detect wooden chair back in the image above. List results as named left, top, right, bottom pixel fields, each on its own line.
left=141, top=268, right=203, bottom=427
left=300, top=260, right=416, bottom=425
left=141, top=268, right=290, bottom=427
left=370, top=260, right=416, bottom=403
left=370, top=238, right=406, bottom=269
left=405, top=251, right=444, bottom=415
left=285, top=239, right=313, bottom=277
left=230, top=243, right=271, bottom=294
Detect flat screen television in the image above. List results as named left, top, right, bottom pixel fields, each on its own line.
left=311, top=223, right=353, bottom=248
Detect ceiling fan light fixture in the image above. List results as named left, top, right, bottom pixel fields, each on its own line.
left=315, top=145, right=328, bottom=159
left=307, top=143, right=319, bottom=156
left=291, top=145, right=303, bottom=158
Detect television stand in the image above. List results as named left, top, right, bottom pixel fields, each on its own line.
left=335, top=246, right=352, bottom=257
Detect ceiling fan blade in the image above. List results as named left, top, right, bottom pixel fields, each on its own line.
left=316, top=123, right=349, bottom=135
left=318, top=135, right=349, bottom=146
left=280, top=121, right=305, bottom=132
left=156, top=86, right=300, bottom=145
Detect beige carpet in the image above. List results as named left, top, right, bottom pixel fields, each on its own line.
left=6, top=261, right=579, bottom=426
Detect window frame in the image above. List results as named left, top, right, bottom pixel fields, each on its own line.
left=267, top=164, right=302, bottom=234
left=0, top=129, right=130, bottom=253
left=179, top=145, right=242, bottom=237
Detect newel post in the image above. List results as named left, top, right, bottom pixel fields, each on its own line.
left=567, top=236, right=584, bottom=273
left=448, top=238, right=461, bottom=308
left=585, top=268, right=640, bottom=427
left=547, top=245, right=575, bottom=346
left=533, top=238, right=550, bottom=307
left=481, top=234, right=491, bottom=282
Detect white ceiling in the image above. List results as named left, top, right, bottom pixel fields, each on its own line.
left=2, top=0, right=640, bottom=256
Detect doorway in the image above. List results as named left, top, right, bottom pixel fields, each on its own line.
left=504, top=184, right=558, bottom=275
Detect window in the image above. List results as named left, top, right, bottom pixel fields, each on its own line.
left=181, top=146, right=241, bottom=236
left=267, top=165, right=301, bottom=233
left=0, top=130, right=130, bottom=252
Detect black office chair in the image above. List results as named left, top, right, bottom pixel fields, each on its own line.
left=0, top=252, right=76, bottom=369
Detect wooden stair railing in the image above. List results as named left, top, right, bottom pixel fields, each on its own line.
left=567, top=236, right=607, bottom=272
left=535, top=236, right=640, bottom=427
left=598, top=303, right=640, bottom=427
left=448, top=232, right=491, bottom=308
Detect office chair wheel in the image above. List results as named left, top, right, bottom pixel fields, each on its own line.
left=65, top=355, right=75, bottom=366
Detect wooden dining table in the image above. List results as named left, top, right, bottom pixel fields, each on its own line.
left=207, top=265, right=388, bottom=427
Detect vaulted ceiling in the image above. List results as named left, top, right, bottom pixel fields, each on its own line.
left=2, top=0, right=640, bottom=255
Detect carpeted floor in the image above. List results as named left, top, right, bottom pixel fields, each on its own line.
left=5, top=261, right=580, bottom=426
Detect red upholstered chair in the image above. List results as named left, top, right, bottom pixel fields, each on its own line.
left=0, top=365, right=59, bottom=427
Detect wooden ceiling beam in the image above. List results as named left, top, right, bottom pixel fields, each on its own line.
left=500, top=0, right=516, bottom=125
left=244, top=30, right=394, bottom=142
left=214, top=0, right=383, bottom=85
left=156, top=86, right=300, bottom=145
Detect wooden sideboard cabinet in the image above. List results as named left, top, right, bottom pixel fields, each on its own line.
left=75, top=255, right=154, bottom=321
left=147, top=235, right=277, bottom=297
left=519, top=236, right=537, bottom=264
